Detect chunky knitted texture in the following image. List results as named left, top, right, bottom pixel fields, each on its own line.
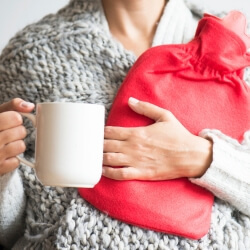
left=0, top=0, right=250, bottom=249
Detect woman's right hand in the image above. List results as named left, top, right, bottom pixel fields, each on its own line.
left=0, top=98, right=35, bottom=176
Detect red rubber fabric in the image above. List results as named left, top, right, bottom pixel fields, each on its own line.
left=79, top=12, right=250, bottom=239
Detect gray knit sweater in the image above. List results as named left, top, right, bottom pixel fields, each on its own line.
left=0, top=0, right=250, bottom=249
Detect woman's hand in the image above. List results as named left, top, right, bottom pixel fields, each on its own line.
left=103, top=97, right=213, bottom=181
left=0, top=98, right=35, bottom=176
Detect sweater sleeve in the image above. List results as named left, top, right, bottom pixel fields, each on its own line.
left=190, top=129, right=250, bottom=217
left=0, top=169, right=26, bottom=248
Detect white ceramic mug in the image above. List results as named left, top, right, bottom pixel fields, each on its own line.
left=18, top=102, right=105, bottom=188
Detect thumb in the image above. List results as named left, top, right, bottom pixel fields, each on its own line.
left=0, top=98, right=35, bottom=113
left=128, top=97, right=171, bottom=122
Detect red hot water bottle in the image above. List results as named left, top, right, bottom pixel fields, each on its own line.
left=79, top=12, right=250, bottom=239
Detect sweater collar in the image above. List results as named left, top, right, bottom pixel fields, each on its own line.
left=67, top=0, right=198, bottom=58
left=152, top=0, right=198, bottom=46
left=98, top=0, right=198, bottom=49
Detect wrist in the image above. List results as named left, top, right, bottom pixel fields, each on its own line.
left=187, top=136, right=213, bottom=178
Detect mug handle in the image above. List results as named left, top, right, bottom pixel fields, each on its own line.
left=16, top=112, right=36, bottom=168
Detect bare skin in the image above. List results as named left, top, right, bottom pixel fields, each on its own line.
left=0, top=99, right=34, bottom=176
left=102, top=0, right=166, bottom=57
left=103, top=98, right=212, bottom=180
left=101, top=0, right=213, bottom=180
left=0, top=0, right=212, bottom=180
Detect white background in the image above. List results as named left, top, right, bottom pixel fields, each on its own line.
left=0, top=0, right=68, bottom=52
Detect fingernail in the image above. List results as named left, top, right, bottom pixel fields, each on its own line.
left=20, top=101, right=34, bottom=108
left=129, top=97, right=139, bottom=105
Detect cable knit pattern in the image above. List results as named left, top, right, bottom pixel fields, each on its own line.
left=0, top=0, right=250, bottom=249
left=153, top=0, right=198, bottom=46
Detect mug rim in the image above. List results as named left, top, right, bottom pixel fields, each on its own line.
left=37, top=102, right=104, bottom=107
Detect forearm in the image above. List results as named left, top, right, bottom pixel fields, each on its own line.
left=190, top=129, right=250, bottom=217
left=0, top=169, right=26, bottom=248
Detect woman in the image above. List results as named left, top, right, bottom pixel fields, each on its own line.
left=0, top=0, right=249, bottom=249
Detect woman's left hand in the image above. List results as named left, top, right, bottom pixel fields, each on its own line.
left=103, top=97, right=213, bottom=181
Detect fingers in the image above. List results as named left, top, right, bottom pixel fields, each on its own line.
left=104, top=139, right=122, bottom=153
left=104, top=126, right=130, bottom=140
left=102, top=166, right=141, bottom=180
left=0, top=99, right=33, bottom=176
left=103, top=153, right=129, bottom=166
left=102, top=166, right=159, bottom=181
left=0, top=124, right=27, bottom=176
left=0, top=98, right=35, bottom=113
left=0, top=111, right=23, bottom=131
left=0, top=140, right=26, bottom=161
left=0, top=157, right=20, bottom=176
left=0, top=140, right=26, bottom=176
left=0, top=125, right=27, bottom=145
left=128, top=97, right=173, bottom=122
